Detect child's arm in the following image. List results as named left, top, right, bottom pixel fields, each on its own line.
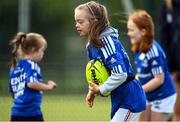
left=27, top=80, right=56, bottom=91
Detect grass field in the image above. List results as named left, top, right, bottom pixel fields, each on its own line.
left=0, top=94, right=111, bottom=121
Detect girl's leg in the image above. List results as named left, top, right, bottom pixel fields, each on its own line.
left=151, top=111, right=171, bottom=121
left=137, top=105, right=151, bottom=122
left=173, top=89, right=180, bottom=121
left=151, top=94, right=177, bottom=121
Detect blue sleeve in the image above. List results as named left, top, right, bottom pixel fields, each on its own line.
left=149, top=56, right=164, bottom=76
left=100, top=36, right=128, bottom=74
left=99, top=37, right=128, bottom=94
left=26, top=62, right=41, bottom=83
left=105, top=52, right=127, bottom=74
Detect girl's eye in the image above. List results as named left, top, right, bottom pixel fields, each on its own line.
left=78, top=21, right=83, bottom=24
left=129, top=29, right=133, bottom=32
left=77, top=20, right=84, bottom=24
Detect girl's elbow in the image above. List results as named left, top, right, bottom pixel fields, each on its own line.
left=27, top=82, right=34, bottom=89
left=158, top=73, right=165, bottom=84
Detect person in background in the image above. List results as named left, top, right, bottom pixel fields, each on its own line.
left=127, top=10, right=177, bottom=121
left=159, top=0, right=180, bottom=120
left=74, top=1, right=146, bottom=121
left=9, top=32, right=56, bottom=121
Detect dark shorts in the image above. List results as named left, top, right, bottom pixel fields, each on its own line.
left=11, top=115, right=44, bottom=121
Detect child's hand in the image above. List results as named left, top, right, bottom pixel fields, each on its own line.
left=47, top=80, right=57, bottom=89
left=89, top=83, right=100, bottom=95
left=86, top=90, right=95, bottom=108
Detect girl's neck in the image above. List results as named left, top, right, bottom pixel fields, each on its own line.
left=22, top=55, right=33, bottom=61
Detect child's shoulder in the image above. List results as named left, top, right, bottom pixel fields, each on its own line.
left=20, top=59, right=40, bottom=70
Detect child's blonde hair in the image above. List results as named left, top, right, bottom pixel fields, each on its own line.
left=10, top=32, right=47, bottom=68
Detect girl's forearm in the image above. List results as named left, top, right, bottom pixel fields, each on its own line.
left=27, top=82, right=53, bottom=91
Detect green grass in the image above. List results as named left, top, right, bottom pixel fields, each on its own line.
left=0, top=94, right=111, bottom=121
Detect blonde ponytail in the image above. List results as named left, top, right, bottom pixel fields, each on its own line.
left=10, top=32, right=26, bottom=68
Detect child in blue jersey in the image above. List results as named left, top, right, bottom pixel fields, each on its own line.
left=127, top=10, right=177, bottom=121
left=74, top=1, right=146, bottom=121
left=9, top=32, right=57, bottom=121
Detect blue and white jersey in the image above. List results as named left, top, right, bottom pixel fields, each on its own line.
left=87, top=27, right=134, bottom=76
left=86, top=26, right=146, bottom=119
left=134, top=41, right=176, bottom=101
left=9, top=59, right=43, bottom=116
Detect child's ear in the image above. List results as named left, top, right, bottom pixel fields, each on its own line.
left=90, top=18, right=98, bottom=22
left=31, top=47, right=36, bottom=53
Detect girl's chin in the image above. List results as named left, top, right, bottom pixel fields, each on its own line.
left=131, top=40, right=138, bottom=44
left=80, top=33, right=87, bottom=36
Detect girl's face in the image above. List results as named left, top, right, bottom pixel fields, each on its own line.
left=127, top=19, right=144, bottom=44
left=30, top=39, right=46, bottom=62
left=32, top=46, right=45, bottom=62
left=74, top=9, right=91, bottom=36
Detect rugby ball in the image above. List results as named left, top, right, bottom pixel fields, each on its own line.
left=86, top=60, right=110, bottom=97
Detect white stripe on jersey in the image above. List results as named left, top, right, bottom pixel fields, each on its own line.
left=101, top=36, right=124, bottom=74
left=30, top=77, right=33, bottom=82
left=112, top=65, right=123, bottom=74
left=27, top=60, right=40, bottom=73
left=37, top=67, right=40, bottom=74
left=111, top=70, right=115, bottom=74
left=118, top=65, right=123, bottom=73
left=27, top=60, right=35, bottom=69
left=113, top=67, right=118, bottom=73
left=115, top=66, right=119, bottom=73
left=30, top=76, right=38, bottom=82
left=152, top=45, right=159, bottom=57
left=32, top=62, right=35, bottom=69
left=152, top=66, right=163, bottom=76
left=101, top=47, right=108, bottom=59
left=106, top=36, right=116, bottom=53
left=147, top=45, right=159, bottom=60
left=101, top=36, right=115, bottom=59
left=104, top=37, right=114, bottom=54
left=103, top=38, right=111, bottom=56
left=136, top=73, right=151, bottom=78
